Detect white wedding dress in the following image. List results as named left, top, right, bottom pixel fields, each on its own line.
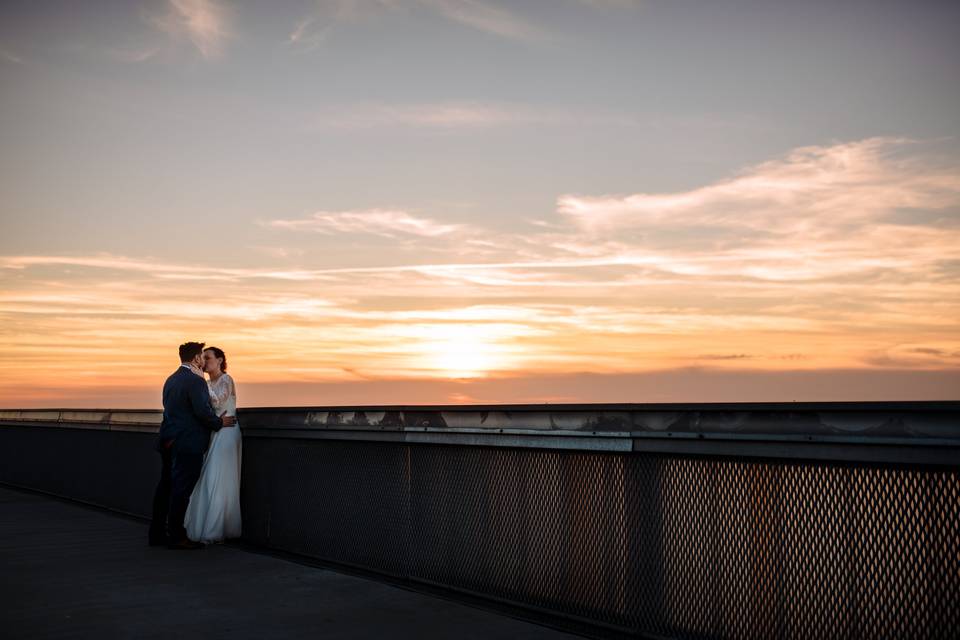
left=185, top=373, right=242, bottom=543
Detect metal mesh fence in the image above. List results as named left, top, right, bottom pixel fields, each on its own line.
left=241, top=438, right=959, bottom=639
left=241, top=437, right=410, bottom=576
left=0, top=425, right=157, bottom=517
left=1, top=424, right=957, bottom=639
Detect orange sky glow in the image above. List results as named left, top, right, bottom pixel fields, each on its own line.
left=3, top=138, right=958, bottom=408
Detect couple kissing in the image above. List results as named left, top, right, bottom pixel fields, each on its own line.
left=149, top=342, right=242, bottom=550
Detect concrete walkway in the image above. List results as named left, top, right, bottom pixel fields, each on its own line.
left=0, top=487, right=580, bottom=639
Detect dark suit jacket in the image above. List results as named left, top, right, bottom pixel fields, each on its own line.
left=157, top=366, right=223, bottom=454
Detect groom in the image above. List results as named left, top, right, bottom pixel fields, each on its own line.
left=149, top=341, right=236, bottom=549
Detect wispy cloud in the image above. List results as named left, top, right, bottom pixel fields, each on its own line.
left=556, top=138, right=960, bottom=281
left=574, top=0, right=641, bottom=7
left=288, top=1, right=403, bottom=50
left=418, top=0, right=544, bottom=40
left=104, top=46, right=161, bottom=63
left=289, top=0, right=543, bottom=46
left=559, top=138, right=959, bottom=231
left=288, top=0, right=640, bottom=47
left=311, top=102, right=636, bottom=130
left=265, top=209, right=467, bottom=238
left=248, top=245, right=306, bottom=259
left=151, top=0, right=231, bottom=59
left=0, top=254, right=336, bottom=282
left=287, top=16, right=325, bottom=50
left=0, top=48, right=24, bottom=64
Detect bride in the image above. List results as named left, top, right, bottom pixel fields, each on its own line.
left=185, top=346, right=242, bottom=543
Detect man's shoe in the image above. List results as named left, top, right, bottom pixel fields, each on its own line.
left=167, top=539, right=205, bottom=550
left=148, top=529, right=169, bottom=546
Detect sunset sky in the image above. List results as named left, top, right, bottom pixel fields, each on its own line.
left=1, top=0, right=958, bottom=407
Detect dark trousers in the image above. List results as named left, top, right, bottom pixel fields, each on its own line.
left=149, top=443, right=203, bottom=543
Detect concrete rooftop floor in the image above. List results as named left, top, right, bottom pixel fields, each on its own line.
left=0, top=487, right=580, bottom=639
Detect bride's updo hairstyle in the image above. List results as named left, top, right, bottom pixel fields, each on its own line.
left=205, top=346, right=227, bottom=373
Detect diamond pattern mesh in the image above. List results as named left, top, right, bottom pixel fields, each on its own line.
left=241, top=437, right=409, bottom=576
left=241, top=439, right=959, bottom=639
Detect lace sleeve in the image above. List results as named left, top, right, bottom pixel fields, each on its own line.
left=208, top=375, right=233, bottom=414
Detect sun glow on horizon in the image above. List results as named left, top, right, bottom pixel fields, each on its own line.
left=400, top=323, right=529, bottom=379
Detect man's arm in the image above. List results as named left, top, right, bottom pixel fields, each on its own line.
left=187, top=376, right=230, bottom=431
